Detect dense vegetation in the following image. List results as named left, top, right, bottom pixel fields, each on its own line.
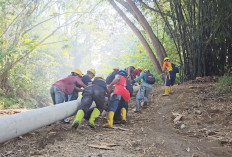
left=0, top=0, right=231, bottom=109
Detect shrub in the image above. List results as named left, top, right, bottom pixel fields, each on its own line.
left=216, top=73, right=232, bottom=93
left=0, top=96, right=36, bottom=109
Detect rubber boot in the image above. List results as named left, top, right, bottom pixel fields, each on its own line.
left=72, top=110, right=84, bottom=129
left=88, top=108, right=100, bottom=128
left=121, top=108, right=127, bottom=124
left=169, top=86, right=173, bottom=94
left=162, top=86, right=170, bottom=96
left=103, top=111, right=114, bottom=128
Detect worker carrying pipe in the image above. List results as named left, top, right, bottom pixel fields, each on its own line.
left=132, top=69, right=155, bottom=112
left=106, top=67, right=120, bottom=85
left=67, top=68, right=96, bottom=101
left=72, top=75, right=110, bottom=129
left=124, top=65, right=135, bottom=81
left=103, top=69, right=131, bottom=128
left=50, top=69, right=86, bottom=104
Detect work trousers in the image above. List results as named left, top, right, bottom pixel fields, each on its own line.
left=108, top=94, right=124, bottom=112
left=50, top=85, right=66, bottom=104
left=165, top=71, right=176, bottom=86
left=66, top=88, right=79, bottom=102
left=114, top=98, right=128, bottom=121
left=136, top=86, right=152, bottom=111
left=79, top=85, right=106, bottom=115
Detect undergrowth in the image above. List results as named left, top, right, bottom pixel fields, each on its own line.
left=0, top=96, right=36, bottom=109
left=216, top=73, right=232, bottom=93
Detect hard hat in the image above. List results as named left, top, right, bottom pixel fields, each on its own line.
left=72, top=69, right=82, bottom=76
left=130, top=65, right=135, bottom=69
left=118, top=69, right=128, bottom=76
left=95, top=74, right=104, bottom=80
left=164, top=57, right=170, bottom=61
left=138, top=67, right=143, bottom=71
left=113, top=67, right=120, bottom=70
left=144, top=69, right=149, bottom=73
left=87, top=69, right=96, bottom=75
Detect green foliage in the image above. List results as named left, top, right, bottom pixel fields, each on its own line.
left=113, top=40, right=164, bottom=84
left=0, top=96, right=35, bottom=109
left=216, top=73, right=232, bottom=94
left=2, top=0, right=229, bottom=110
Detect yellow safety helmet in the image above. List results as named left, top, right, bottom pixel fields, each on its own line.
left=113, top=67, right=120, bottom=70
left=95, top=74, right=104, bottom=80
left=138, top=67, right=143, bottom=71
left=87, top=69, right=96, bottom=75
left=130, top=65, right=135, bottom=69
left=72, top=69, right=82, bottom=76
left=164, top=57, right=170, bottom=61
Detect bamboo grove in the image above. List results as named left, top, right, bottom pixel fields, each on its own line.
left=111, top=0, right=232, bottom=80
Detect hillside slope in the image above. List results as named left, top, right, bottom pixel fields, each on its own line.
left=0, top=80, right=231, bottom=157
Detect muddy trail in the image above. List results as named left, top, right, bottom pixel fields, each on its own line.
left=1, top=80, right=232, bottom=157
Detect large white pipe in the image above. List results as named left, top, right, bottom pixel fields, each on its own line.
left=0, top=86, right=138, bottom=144
left=0, top=98, right=84, bottom=144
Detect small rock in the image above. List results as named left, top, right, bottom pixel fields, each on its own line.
left=173, top=114, right=183, bottom=124
left=180, top=124, right=186, bottom=129
left=135, top=147, right=141, bottom=151
left=195, top=110, right=202, bottom=115
left=207, top=131, right=217, bottom=136
left=220, top=140, right=228, bottom=145
left=81, top=141, right=88, bottom=145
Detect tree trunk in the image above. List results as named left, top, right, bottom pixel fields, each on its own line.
left=126, top=0, right=167, bottom=67
left=227, top=37, right=232, bottom=72
left=152, top=0, right=183, bottom=67
left=110, top=0, right=162, bottom=75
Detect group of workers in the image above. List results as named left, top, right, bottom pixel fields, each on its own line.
left=50, top=57, right=177, bottom=129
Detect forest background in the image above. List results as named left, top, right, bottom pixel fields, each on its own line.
left=0, top=0, right=231, bottom=109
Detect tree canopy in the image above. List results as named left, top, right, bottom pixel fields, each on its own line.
left=0, top=0, right=231, bottom=108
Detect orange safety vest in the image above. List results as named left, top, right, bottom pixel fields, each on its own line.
left=162, top=61, right=173, bottom=72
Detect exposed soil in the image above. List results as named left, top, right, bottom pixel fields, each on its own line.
left=0, top=80, right=232, bottom=157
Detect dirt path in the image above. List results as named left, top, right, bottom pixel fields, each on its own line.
left=0, top=82, right=232, bottom=157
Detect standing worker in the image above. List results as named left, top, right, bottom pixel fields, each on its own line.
left=162, top=57, right=176, bottom=96
left=103, top=70, right=130, bottom=128
left=133, top=69, right=155, bottom=112
left=72, top=75, right=109, bottom=129
left=50, top=69, right=86, bottom=104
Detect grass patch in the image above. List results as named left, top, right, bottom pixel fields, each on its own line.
left=216, top=73, right=232, bottom=93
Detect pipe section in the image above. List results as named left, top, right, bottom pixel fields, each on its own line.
left=0, top=98, right=82, bottom=143
left=0, top=86, right=139, bottom=143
